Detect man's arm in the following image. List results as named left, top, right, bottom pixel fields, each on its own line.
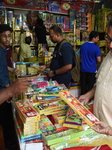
left=8, top=66, right=21, bottom=76
left=96, top=56, right=101, bottom=63
left=78, top=86, right=96, bottom=104
left=48, top=64, right=72, bottom=77
left=0, top=78, right=30, bottom=105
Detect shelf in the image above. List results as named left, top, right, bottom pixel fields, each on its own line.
left=48, top=45, right=56, bottom=47
left=12, top=44, right=35, bottom=47
left=44, top=10, right=69, bottom=16
left=62, top=31, right=74, bottom=33
left=0, top=6, right=69, bottom=16
left=13, top=29, right=20, bottom=31
left=12, top=44, right=20, bottom=47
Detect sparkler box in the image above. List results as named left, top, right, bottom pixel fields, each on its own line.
left=59, top=91, right=99, bottom=127
left=33, top=100, right=68, bottom=115
left=15, top=100, right=40, bottom=123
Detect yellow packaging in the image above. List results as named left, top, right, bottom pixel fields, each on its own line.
left=16, top=64, right=26, bottom=76
left=59, top=91, right=99, bottom=127
left=24, top=56, right=37, bottom=62
left=27, top=67, right=37, bottom=75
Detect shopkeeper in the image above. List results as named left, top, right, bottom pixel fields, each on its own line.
left=19, top=29, right=32, bottom=62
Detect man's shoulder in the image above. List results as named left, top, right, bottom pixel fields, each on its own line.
left=62, top=41, right=72, bottom=48
left=0, top=46, right=5, bottom=54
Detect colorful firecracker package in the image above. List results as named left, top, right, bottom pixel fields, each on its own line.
left=59, top=91, right=99, bottom=127
left=63, top=107, right=82, bottom=130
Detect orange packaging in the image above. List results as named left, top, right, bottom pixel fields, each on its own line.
left=59, top=91, right=99, bottom=127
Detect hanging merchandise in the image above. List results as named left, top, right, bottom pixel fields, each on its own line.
left=2, top=0, right=19, bottom=6
left=0, top=8, right=5, bottom=24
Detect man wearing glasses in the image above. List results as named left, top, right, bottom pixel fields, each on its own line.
left=0, top=24, right=20, bottom=150
left=79, top=19, right=112, bottom=129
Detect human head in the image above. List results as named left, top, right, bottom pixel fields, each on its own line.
left=0, top=24, right=12, bottom=49
left=89, top=31, right=99, bottom=43
left=25, top=36, right=32, bottom=45
left=49, top=25, right=63, bottom=43
left=105, top=18, right=112, bottom=52
left=36, top=18, right=44, bottom=27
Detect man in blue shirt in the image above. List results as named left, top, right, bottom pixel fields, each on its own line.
left=0, top=24, right=20, bottom=150
left=80, top=31, right=101, bottom=95
left=48, top=25, right=74, bottom=88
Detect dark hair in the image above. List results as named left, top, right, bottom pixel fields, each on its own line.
left=0, top=24, right=12, bottom=33
left=25, top=36, right=32, bottom=45
left=49, top=25, right=62, bottom=35
left=89, top=31, right=99, bottom=41
left=107, top=18, right=112, bottom=31
left=36, top=18, right=43, bottom=27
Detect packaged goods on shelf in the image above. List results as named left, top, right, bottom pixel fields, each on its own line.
left=16, top=62, right=42, bottom=76
left=59, top=91, right=99, bottom=127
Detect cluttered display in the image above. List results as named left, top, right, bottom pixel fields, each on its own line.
left=13, top=75, right=110, bottom=150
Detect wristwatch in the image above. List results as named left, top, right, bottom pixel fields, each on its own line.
left=53, top=70, right=56, bottom=75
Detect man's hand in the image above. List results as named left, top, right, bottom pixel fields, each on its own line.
left=38, top=65, right=46, bottom=71
left=48, top=70, right=55, bottom=77
left=78, top=94, right=90, bottom=105
left=91, top=121, right=112, bottom=135
left=0, top=78, right=31, bottom=105
left=9, top=78, right=31, bottom=96
left=12, top=68, right=21, bottom=76
left=8, top=67, right=21, bottom=76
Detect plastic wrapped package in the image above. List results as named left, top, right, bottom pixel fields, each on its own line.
left=49, top=129, right=106, bottom=150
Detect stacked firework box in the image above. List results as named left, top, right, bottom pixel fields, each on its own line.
left=25, top=80, right=69, bottom=116
left=15, top=100, right=40, bottom=136
left=44, top=128, right=104, bottom=150
left=15, top=77, right=102, bottom=150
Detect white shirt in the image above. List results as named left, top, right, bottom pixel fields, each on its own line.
left=94, top=51, right=112, bottom=126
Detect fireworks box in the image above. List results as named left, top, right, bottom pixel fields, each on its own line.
left=54, top=123, right=71, bottom=132
left=25, top=80, right=58, bottom=95
left=63, top=107, right=82, bottom=130
left=43, top=129, right=79, bottom=146
left=14, top=116, right=42, bottom=143
left=15, top=100, right=40, bottom=123
left=39, top=115, right=56, bottom=136
left=33, top=100, right=68, bottom=115
left=16, top=110, right=39, bottom=136
left=43, top=108, right=68, bottom=116
left=51, top=113, right=66, bottom=124
left=59, top=91, right=99, bottom=127
left=27, top=84, right=68, bottom=96
left=49, top=128, right=103, bottom=150
left=31, top=95, right=61, bottom=106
